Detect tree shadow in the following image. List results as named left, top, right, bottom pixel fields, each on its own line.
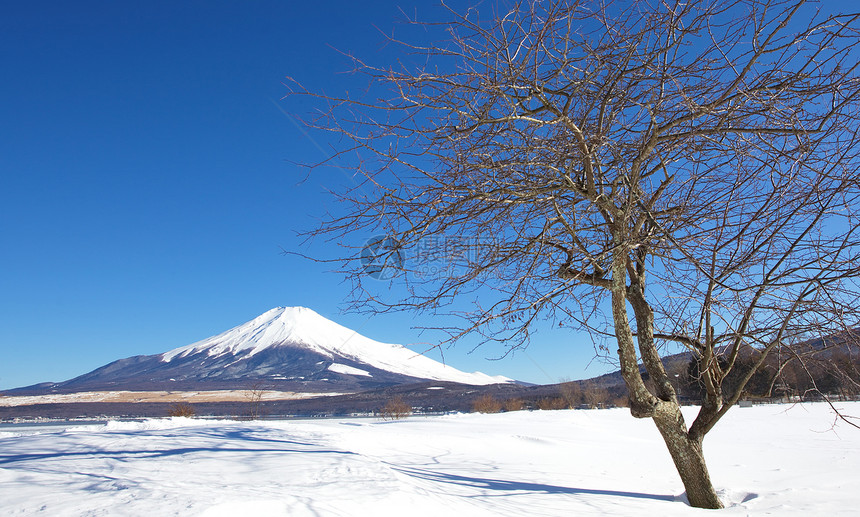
left=391, top=466, right=675, bottom=502
left=0, top=445, right=355, bottom=465
left=0, top=427, right=354, bottom=466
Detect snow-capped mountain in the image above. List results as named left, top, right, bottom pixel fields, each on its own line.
left=25, top=307, right=512, bottom=393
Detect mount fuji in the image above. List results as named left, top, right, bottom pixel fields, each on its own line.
left=18, top=307, right=512, bottom=394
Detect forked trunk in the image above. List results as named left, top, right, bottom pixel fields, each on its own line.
left=611, top=254, right=722, bottom=509
left=652, top=404, right=723, bottom=509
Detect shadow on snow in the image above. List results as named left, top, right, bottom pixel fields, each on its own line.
left=391, top=466, right=675, bottom=502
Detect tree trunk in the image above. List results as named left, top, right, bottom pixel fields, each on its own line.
left=652, top=403, right=724, bottom=509
left=611, top=254, right=723, bottom=509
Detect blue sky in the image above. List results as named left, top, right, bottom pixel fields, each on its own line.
left=0, top=0, right=616, bottom=390
left=3, top=1, right=855, bottom=391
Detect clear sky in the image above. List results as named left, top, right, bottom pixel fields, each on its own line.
left=0, top=0, right=624, bottom=390
left=3, top=1, right=856, bottom=392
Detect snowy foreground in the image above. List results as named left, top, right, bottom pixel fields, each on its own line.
left=1, top=402, right=858, bottom=516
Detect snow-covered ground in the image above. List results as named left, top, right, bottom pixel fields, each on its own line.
left=0, top=402, right=857, bottom=516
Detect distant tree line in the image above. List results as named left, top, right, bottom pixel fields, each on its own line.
left=679, top=346, right=860, bottom=403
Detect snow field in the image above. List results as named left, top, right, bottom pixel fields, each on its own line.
left=0, top=401, right=858, bottom=516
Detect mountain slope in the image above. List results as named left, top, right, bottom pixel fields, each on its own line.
left=10, top=307, right=511, bottom=394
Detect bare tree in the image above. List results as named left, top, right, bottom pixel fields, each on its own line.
left=503, top=397, right=525, bottom=411
left=558, top=379, right=580, bottom=408
left=244, top=382, right=267, bottom=421
left=167, top=402, right=196, bottom=418
left=583, top=386, right=609, bottom=409
left=472, top=393, right=503, bottom=413
left=379, top=396, right=413, bottom=420
left=287, top=0, right=860, bottom=509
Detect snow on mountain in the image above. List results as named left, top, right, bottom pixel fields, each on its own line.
left=327, top=363, right=372, bottom=377
left=160, top=307, right=511, bottom=386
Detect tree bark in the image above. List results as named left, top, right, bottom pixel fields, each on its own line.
left=653, top=402, right=723, bottom=509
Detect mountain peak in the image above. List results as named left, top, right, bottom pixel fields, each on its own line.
left=161, top=306, right=335, bottom=362
left=253, top=306, right=313, bottom=323
left=259, top=306, right=312, bottom=319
